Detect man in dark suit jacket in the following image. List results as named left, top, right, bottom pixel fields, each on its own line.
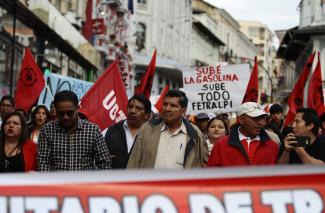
left=105, top=94, right=151, bottom=168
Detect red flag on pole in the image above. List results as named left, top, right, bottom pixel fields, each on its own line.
left=134, top=50, right=157, bottom=98
left=283, top=52, right=316, bottom=127
left=242, top=56, right=258, bottom=103
left=155, top=84, right=169, bottom=113
left=79, top=61, right=128, bottom=130
left=307, top=52, right=325, bottom=115
left=15, top=48, right=45, bottom=112
left=82, top=0, right=93, bottom=42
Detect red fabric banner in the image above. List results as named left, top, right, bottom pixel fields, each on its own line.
left=134, top=50, right=157, bottom=98
left=92, top=18, right=106, bottom=35
left=307, top=52, right=325, bottom=115
left=82, top=0, right=93, bottom=42
left=79, top=60, right=128, bottom=130
left=15, top=48, right=45, bottom=112
left=155, top=84, right=169, bottom=113
left=283, top=52, right=315, bottom=127
left=242, top=56, right=258, bottom=103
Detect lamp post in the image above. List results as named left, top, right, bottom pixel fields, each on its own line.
left=228, top=56, right=274, bottom=102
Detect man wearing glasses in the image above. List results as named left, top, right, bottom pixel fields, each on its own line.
left=0, top=95, right=15, bottom=126
left=37, top=90, right=111, bottom=171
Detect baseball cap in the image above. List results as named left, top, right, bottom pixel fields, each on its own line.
left=238, top=102, right=268, bottom=117
left=196, top=112, right=210, bottom=120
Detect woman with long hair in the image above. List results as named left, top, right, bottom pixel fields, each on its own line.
left=29, top=105, right=50, bottom=143
left=206, top=117, right=229, bottom=154
left=0, top=111, right=36, bottom=172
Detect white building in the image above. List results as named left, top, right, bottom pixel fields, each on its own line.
left=191, top=12, right=224, bottom=66
left=192, top=0, right=258, bottom=64
left=277, top=0, right=325, bottom=103
left=239, top=20, right=276, bottom=101
left=129, top=0, right=192, bottom=95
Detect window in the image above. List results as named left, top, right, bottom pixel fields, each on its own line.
left=259, top=28, right=265, bottom=40
left=135, top=23, right=146, bottom=52
left=137, top=0, right=146, bottom=4
left=249, top=27, right=259, bottom=38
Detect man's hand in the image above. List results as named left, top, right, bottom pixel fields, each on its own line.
left=284, top=133, right=298, bottom=152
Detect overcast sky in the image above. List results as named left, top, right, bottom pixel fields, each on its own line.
left=204, top=0, right=301, bottom=31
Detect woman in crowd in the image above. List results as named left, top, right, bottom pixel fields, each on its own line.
left=0, top=111, right=37, bottom=172
left=206, top=117, right=229, bottom=154
left=29, top=105, right=50, bottom=143
left=49, top=101, right=57, bottom=121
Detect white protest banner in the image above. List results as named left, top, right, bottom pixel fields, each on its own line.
left=37, top=72, right=93, bottom=108
left=183, top=64, right=250, bottom=114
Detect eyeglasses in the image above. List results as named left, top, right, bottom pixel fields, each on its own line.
left=56, top=110, right=76, bottom=118
left=0, top=103, right=13, bottom=108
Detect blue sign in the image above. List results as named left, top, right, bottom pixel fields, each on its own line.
left=38, top=72, right=93, bottom=108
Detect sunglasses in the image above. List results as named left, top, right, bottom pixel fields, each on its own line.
left=56, top=110, right=76, bottom=118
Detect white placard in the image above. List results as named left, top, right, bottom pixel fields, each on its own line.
left=183, top=64, right=250, bottom=114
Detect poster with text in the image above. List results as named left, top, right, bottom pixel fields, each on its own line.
left=183, top=64, right=250, bottom=114
left=37, top=73, right=93, bottom=109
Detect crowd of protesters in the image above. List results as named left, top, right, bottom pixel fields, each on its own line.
left=0, top=89, right=324, bottom=173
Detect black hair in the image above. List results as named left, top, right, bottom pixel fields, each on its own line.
left=0, top=95, right=15, bottom=107
left=207, top=117, right=229, bottom=135
left=164, top=90, right=188, bottom=108
left=265, top=122, right=283, bottom=140
left=320, top=112, right=325, bottom=130
left=128, top=94, right=152, bottom=113
left=269, top=104, right=283, bottom=114
left=296, top=108, right=319, bottom=136
left=54, top=90, right=78, bottom=107
left=0, top=111, right=29, bottom=159
left=281, top=126, right=292, bottom=138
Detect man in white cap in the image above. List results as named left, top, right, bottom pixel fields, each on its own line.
left=207, top=102, right=281, bottom=166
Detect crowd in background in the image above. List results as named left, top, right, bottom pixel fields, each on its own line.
left=0, top=89, right=324, bottom=173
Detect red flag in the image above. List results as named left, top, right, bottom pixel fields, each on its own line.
left=92, top=18, right=106, bottom=35
left=283, top=52, right=316, bottom=127
left=134, top=50, right=157, bottom=98
left=307, top=52, right=325, bottom=115
left=154, top=84, right=169, bottom=113
left=15, top=48, right=45, bottom=112
left=242, top=56, right=258, bottom=103
left=79, top=60, right=128, bottom=130
left=82, top=0, right=93, bottom=42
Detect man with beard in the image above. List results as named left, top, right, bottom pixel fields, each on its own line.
left=37, top=90, right=111, bottom=171
left=127, top=90, right=208, bottom=169
left=105, top=94, right=151, bottom=168
left=207, top=102, right=281, bottom=166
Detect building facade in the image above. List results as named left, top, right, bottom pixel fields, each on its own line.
left=239, top=20, right=277, bottom=102
left=129, top=0, right=192, bottom=96
left=192, top=0, right=258, bottom=65
left=0, top=0, right=103, bottom=97
left=277, top=0, right=325, bottom=104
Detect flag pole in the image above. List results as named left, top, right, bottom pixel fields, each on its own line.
left=9, top=0, right=17, bottom=96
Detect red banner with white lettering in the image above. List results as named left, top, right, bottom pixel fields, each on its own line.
left=79, top=60, right=128, bottom=130
left=0, top=167, right=325, bottom=212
